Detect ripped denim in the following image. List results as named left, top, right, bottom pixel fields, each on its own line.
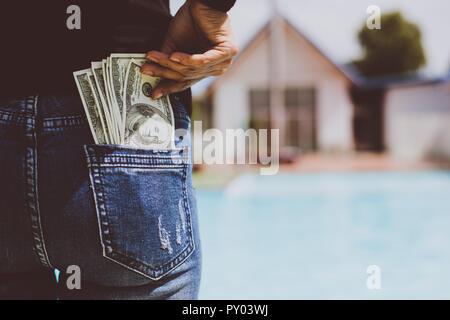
left=0, top=92, right=201, bottom=299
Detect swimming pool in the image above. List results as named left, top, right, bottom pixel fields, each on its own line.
left=196, top=171, right=450, bottom=299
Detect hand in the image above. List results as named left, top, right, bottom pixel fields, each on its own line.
left=141, top=0, right=239, bottom=99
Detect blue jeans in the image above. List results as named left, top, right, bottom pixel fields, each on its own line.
left=0, top=92, right=201, bottom=299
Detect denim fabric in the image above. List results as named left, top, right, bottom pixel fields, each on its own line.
left=0, top=91, right=201, bottom=300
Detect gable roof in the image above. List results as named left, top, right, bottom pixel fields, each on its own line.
left=205, top=14, right=358, bottom=95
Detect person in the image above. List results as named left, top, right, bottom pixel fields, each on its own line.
left=0, top=0, right=238, bottom=300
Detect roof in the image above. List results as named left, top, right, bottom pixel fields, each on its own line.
left=342, top=63, right=447, bottom=90
left=204, top=14, right=448, bottom=96
left=205, top=14, right=358, bottom=95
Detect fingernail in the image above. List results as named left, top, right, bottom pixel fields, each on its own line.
left=170, top=57, right=181, bottom=63
left=154, top=92, right=163, bottom=99
left=141, top=68, right=153, bottom=76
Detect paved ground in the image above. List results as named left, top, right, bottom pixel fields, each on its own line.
left=193, top=152, right=450, bottom=188
left=287, top=152, right=450, bottom=172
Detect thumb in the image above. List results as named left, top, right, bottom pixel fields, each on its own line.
left=160, top=35, right=177, bottom=55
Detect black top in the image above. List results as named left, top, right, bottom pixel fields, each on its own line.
left=0, top=0, right=236, bottom=112
left=199, top=0, right=236, bottom=12
left=0, top=1, right=172, bottom=97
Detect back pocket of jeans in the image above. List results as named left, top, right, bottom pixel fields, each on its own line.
left=83, top=144, right=194, bottom=280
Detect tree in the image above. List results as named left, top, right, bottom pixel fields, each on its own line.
left=354, top=11, right=426, bottom=77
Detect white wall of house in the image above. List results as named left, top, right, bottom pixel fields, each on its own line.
left=315, top=79, right=354, bottom=152
left=210, top=21, right=354, bottom=152
left=385, top=82, right=450, bottom=160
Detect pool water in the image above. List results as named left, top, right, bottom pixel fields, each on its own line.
left=196, top=171, right=450, bottom=299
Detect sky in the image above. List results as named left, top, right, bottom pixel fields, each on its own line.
left=170, top=0, right=450, bottom=95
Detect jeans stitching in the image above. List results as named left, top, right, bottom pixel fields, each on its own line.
left=42, top=115, right=87, bottom=129
left=183, top=165, right=196, bottom=261
left=85, top=148, right=188, bottom=166
left=84, top=145, right=112, bottom=265
left=0, top=109, right=34, bottom=127
left=24, top=95, right=53, bottom=269
left=84, top=145, right=195, bottom=280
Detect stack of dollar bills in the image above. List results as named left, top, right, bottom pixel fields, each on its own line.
left=73, top=53, right=175, bottom=149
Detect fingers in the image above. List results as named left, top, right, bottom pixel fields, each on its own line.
left=152, top=79, right=199, bottom=99
left=143, top=42, right=238, bottom=97
left=145, top=42, right=238, bottom=75
left=145, top=51, right=193, bottom=77
left=170, top=44, right=239, bottom=67
left=140, top=62, right=186, bottom=81
left=142, top=56, right=233, bottom=81
left=203, top=59, right=232, bottom=76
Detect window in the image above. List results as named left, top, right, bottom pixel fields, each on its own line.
left=250, top=89, right=270, bottom=107
left=248, top=87, right=317, bottom=151
left=285, top=88, right=315, bottom=107
left=249, top=89, right=270, bottom=130
left=284, top=88, right=316, bottom=150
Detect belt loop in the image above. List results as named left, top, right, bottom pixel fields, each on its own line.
left=24, top=94, right=53, bottom=268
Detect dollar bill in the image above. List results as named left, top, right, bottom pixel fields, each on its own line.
left=110, top=53, right=146, bottom=104
left=87, top=71, right=111, bottom=144
left=73, top=69, right=107, bottom=144
left=91, top=62, right=114, bottom=143
left=102, top=58, right=121, bottom=144
left=123, top=59, right=175, bottom=149
left=102, top=58, right=117, bottom=142
left=73, top=53, right=175, bottom=149
left=109, top=53, right=146, bottom=140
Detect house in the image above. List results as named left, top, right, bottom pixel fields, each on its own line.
left=349, top=70, right=450, bottom=159
left=201, top=15, right=355, bottom=153
left=384, top=75, right=450, bottom=160
left=198, top=14, right=450, bottom=161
